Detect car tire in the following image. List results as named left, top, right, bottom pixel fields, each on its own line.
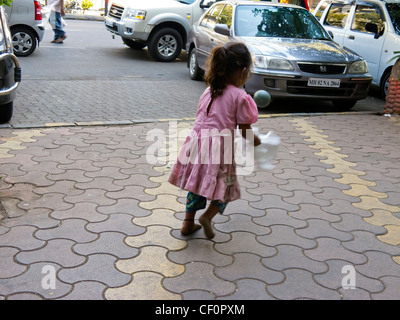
left=11, top=27, right=37, bottom=57
left=148, top=28, right=182, bottom=62
left=380, top=71, right=391, bottom=99
left=189, top=48, right=204, bottom=80
left=0, top=102, right=13, bottom=124
left=332, top=99, right=357, bottom=110
left=122, top=38, right=146, bottom=50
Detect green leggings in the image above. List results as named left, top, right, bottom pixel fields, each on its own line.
left=186, top=192, right=228, bottom=214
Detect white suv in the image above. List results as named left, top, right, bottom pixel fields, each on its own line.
left=105, top=0, right=216, bottom=62
left=314, top=0, right=400, bottom=98
left=4, top=0, right=45, bottom=56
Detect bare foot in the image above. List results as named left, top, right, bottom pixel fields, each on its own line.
left=199, top=215, right=215, bottom=239
left=181, top=219, right=202, bottom=235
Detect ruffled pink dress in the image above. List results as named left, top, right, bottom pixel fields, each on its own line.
left=168, top=85, right=258, bottom=203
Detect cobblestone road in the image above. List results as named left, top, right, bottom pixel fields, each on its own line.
left=0, top=15, right=398, bottom=301
left=1, top=113, right=399, bottom=300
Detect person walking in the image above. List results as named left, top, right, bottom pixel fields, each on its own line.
left=168, top=42, right=261, bottom=239
left=48, top=0, right=67, bottom=43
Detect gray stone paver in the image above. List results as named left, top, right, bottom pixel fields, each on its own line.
left=10, top=79, right=207, bottom=128
left=262, top=244, right=328, bottom=274
left=16, top=239, right=86, bottom=268
left=269, top=269, right=342, bottom=300
left=73, top=231, right=140, bottom=259
left=215, top=253, right=284, bottom=284
left=163, top=262, right=236, bottom=296
left=314, top=259, right=384, bottom=294
left=0, top=113, right=400, bottom=300
left=58, top=254, right=132, bottom=288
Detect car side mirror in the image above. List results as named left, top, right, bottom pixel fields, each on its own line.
left=328, top=30, right=334, bottom=40
left=365, top=22, right=380, bottom=38
left=214, top=24, right=230, bottom=36
left=200, top=0, right=215, bottom=9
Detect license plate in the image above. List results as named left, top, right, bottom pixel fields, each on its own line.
left=105, top=18, right=115, bottom=27
left=308, top=78, right=341, bottom=88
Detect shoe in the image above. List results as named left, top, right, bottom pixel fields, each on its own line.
left=51, top=34, right=66, bottom=44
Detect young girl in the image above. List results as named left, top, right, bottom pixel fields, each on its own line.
left=168, top=42, right=261, bottom=239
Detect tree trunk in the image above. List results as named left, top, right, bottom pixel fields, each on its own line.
left=384, top=58, right=400, bottom=115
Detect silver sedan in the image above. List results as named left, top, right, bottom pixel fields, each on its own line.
left=187, top=1, right=372, bottom=109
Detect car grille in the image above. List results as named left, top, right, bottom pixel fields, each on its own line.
left=286, top=80, right=356, bottom=96
left=108, top=4, right=124, bottom=20
left=298, top=63, right=346, bottom=75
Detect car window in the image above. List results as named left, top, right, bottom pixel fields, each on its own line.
left=351, top=4, right=385, bottom=33
left=314, top=0, right=328, bottom=21
left=386, top=3, right=400, bottom=36
left=324, top=3, right=352, bottom=28
left=234, top=5, right=331, bottom=39
left=200, top=4, right=225, bottom=29
left=219, top=4, right=233, bottom=28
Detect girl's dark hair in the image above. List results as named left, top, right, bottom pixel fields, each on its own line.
left=204, top=42, right=252, bottom=99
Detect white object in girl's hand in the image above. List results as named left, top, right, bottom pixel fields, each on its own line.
left=254, top=130, right=280, bottom=170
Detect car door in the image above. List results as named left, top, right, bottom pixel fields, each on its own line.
left=196, top=3, right=225, bottom=68
left=342, top=2, right=386, bottom=82
left=210, top=4, right=233, bottom=48
left=320, top=2, right=354, bottom=45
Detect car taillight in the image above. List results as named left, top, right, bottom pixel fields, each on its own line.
left=304, top=0, right=310, bottom=11
left=34, top=0, right=42, bottom=21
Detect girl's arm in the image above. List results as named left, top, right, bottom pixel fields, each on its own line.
left=238, top=124, right=261, bottom=146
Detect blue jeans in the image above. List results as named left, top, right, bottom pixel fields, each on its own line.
left=52, top=11, right=65, bottom=40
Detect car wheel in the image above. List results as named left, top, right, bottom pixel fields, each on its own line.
left=11, top=27, right=37, bottom=57
left=148, top=28, right=182, bottom=62
left=380, top=71, right=391, bottom=99
left=122, top=38, right=146, bottom=50
left=0, top=102, right=13, bottom=124
left=189, top=48, right=203, bottom=80
left=332, top=99, right=357, bottom=110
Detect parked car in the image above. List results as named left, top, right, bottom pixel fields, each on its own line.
left=187, top=0, right=372, bottom=109
left=313, top=0, right=400, bottom=98
left=4, top=0, right=45, bottom=56
left=104, top=0, right=216, bottom=62
left=0, top=4, right=21, bottom=123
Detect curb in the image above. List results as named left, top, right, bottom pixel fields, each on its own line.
left=64, top=13, right=105, bottom=21
left=1, top=111, right=382, bottom=130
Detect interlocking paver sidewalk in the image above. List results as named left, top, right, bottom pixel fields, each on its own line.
left=0, top=114, right=400, bottom=300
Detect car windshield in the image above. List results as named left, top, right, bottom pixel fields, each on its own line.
left=235, top=5, right=331, bottom=40
left=386, top=3, right=400, bottom=35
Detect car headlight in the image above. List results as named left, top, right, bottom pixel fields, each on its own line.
left=349, top=60, right=368, bottom=74
left=126, top=9, right=146, bottom=20
left=253, top=55, right=294, bottom=71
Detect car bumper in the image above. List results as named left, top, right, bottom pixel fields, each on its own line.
left=36, top=25, right=45, bottom=42
left=245, top=72, right=372, bottom=101
left=104, top=16, right=150, bottom=41
left=0, top=52, right=21, bottom=104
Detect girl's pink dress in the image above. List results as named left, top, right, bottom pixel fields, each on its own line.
left=168, top=85, right=258, bottom=203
